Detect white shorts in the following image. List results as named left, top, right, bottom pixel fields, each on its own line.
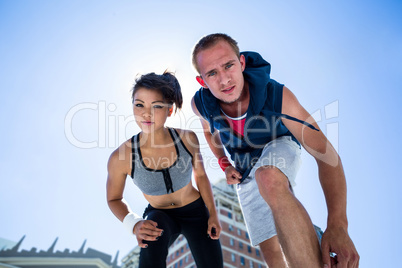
left=236, top=135, right=302, bottom=246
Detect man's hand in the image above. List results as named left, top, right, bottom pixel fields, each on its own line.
left=225, top=166, right=242, bottom=184
left=133, top=220, right=163, bottom=248
left=321, top=226, right=359, bottom=268
left=207, top=214, right=222, bottom=240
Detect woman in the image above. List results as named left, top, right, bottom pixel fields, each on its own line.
left=106, top=71, right=223, bottom=268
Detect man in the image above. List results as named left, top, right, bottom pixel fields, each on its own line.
left=191, top=33, right=359, bottom=267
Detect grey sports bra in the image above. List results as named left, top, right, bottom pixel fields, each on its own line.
left=130, top=128, right=193, bottom=196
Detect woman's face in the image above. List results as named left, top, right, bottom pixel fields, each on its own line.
left=132, top=87, right=171, bottom=134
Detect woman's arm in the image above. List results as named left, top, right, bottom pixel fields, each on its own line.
left=106, top=147, right=132, bottom=221
left=106, top=145, right=163, bottom=248
left=181, top=129, right=222, bottom=239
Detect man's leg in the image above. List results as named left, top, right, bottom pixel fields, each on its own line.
left=255, top=166, right=322, bottom=267
left=236, top=175, right=287, bottom=267
left=259, top=235, right=288, bottom=268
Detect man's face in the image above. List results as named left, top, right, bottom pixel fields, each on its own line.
left=196, top=40, right=246, bottom=104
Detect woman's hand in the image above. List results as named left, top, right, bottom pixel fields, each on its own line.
left=133, top=220, right=164, bottom=248
left=207, top=214, right=222, bottom=240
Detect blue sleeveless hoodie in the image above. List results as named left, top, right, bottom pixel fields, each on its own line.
left=193, top=51, right=318, bottom=183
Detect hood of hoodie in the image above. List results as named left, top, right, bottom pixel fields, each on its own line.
left=242, top=51, right=272, bottom=117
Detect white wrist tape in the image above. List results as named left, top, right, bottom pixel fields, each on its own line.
left=123, top=212, right=143, bottom=235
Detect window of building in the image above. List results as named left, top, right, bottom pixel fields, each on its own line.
left=240, top=256, right=245, bottom=266
left=239, top=241, right=243, bottom=249
left=179, top=259, right=182, bottom=266
left=181, top=247, right=184, bottom=253
left=230, top=238, right=234, bottom=246
left=256, top=249, right=260, bottom=257
left=248, top=245, right=252, bottom=253
left=229, top=225, right=233, bottom=231
left=249, top=260, right=254, bottom=268
left=231, top=253, right=236, bottom=262
left=237, top=228, right=242, bottom=236
left=176, top=251, right=179, bottom=257
left=185, top=255, right=189, bottom=263
left=246, top=232, right=249, bottom=239
left=228, top=212, right=233, bottom=219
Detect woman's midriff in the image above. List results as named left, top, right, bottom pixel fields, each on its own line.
left=143, top=183, right=201, bottom=209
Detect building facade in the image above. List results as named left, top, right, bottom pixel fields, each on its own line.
left=122, top=179, right=266, bottom=268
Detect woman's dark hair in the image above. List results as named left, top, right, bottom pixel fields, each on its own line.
left=132, top=71, right=183, bottom=114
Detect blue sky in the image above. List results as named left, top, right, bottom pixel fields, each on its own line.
left=0, top=0, right=401, bottom=267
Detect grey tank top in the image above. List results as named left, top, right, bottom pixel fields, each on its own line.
left=130, top=128, right=193, bottom=196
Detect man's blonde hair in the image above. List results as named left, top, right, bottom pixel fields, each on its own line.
left=192, top=33, right=240, bottom=74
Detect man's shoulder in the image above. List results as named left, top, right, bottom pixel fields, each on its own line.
left=192, top=87, right=205, bottom=104
left=267, top=78, right=284, bottom=88
left=192, top=87, right=216, bottom=118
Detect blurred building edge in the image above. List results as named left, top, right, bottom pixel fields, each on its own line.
left=121, top=178, right=266, bottom=268
left=120, top=246, right=140, bottom=268
left=0, top=236, right=120, bottom=268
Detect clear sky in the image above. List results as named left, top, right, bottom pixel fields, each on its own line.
left=0, top=0, right=401, bottom=267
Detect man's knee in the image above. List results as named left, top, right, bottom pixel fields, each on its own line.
left=255, top=166, right=290, bottom=198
